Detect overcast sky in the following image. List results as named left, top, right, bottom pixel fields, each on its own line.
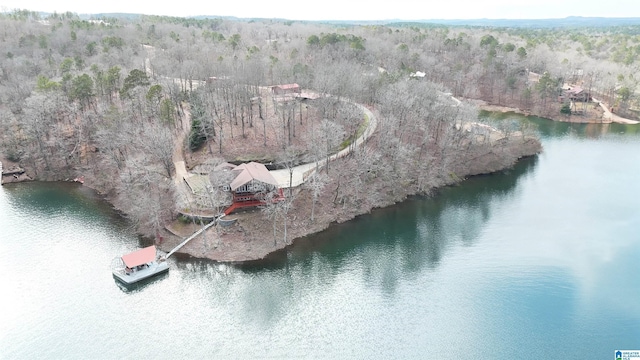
left=0, top=0, right=639, bottom=20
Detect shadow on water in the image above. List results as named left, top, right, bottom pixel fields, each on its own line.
left=235, top=155, right=539, bottom=294
left=113, top=271, right=170, bottom=293
left=3, top=181, right=130, bottom=227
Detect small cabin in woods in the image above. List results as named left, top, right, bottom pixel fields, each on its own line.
left=271, top=83, right=301, bottom=95
left=560, top=84, right=591, bottom=103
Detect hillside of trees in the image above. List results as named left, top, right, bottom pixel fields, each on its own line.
left=0, top=10, right=635, bottom=245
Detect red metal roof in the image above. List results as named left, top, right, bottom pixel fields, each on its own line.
left=121, top=245, right=157, bottom=268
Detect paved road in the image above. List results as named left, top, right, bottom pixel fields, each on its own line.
left=169, top=94, right=378, bottom=216
left=593, top=97, right=640, bottom=124
left=146, top=39, right=381, bottom=192
left=270, top=100, right=378, bottom=188
left=151, top=50, right=380, bottom=239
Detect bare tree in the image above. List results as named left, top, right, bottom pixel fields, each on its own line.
left=277, top=145, right=299, bottom=195
left=116, top=157, right=175, bottom=238
left=139, top=121, right=174, bottom=178
left=317, top=119, right=345, bottom=174
left=259, top=189, right=288, bottom=246
left=304, top=172, right=327, bottom=222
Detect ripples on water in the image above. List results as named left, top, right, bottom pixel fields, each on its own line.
left=1, top=121, right=639, bottom=359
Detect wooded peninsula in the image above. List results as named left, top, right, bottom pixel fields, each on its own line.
left=1, top=10, right=638, bottom=261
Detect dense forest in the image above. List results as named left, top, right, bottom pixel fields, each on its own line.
left=0, top=9, right=636, bottom=245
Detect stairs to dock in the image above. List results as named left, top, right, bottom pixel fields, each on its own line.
left=164, top=219, right=217, bottom=259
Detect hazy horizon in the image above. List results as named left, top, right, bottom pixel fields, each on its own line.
left=1, top=0, right=639, bottom=21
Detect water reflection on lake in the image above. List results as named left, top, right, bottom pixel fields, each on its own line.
left=1, top=114, right=639, bottom=359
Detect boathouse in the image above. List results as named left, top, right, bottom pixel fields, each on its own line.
left=224, top=162, right=284, bottom=214
left=121, top=245, right=157, bottom=270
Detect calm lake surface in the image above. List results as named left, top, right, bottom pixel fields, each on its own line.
left=1, top=113, right=639, bottom=359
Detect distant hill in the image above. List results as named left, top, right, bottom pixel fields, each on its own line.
left=151, top=15, right=640, bottom=28
left=133, top=15, right=640, bottom=28
left=323, top=16, right=640, bottom=28
left=19, top=12, right=640, bottom=28
left=402, top=16, right=640, bottom=28
left=85, top=13, right=143, bottom=20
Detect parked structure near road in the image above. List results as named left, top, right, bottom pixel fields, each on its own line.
left=271, top=83, right=300, bottom=95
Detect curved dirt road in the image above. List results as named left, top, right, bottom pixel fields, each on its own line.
left=593, top=97, right=640, bottom=124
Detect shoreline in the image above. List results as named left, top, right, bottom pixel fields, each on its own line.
left=472, top=99, right=639, bottom=125
left=155, top=134, right=542, bottom=263
left=0, top=158, right=33, bottom=184
left=2, top=107, right=544, bottom=264
left=475, top=101, right=601, bottom=123
left=2, top=150, right=540, bottom=265
left=3, top=105, right=545, bottom=264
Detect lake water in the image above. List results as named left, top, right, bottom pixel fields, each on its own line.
left=1, top=113, right=639, bottom=359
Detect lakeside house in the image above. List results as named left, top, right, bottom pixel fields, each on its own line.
left=224, top=162, right=284, bottom=214
left=182, top=161, right=284, bottom=215
left=561, top=85, right=591, bottom=102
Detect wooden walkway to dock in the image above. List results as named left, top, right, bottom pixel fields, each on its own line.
left=164, top=219, right=217, bottom=259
